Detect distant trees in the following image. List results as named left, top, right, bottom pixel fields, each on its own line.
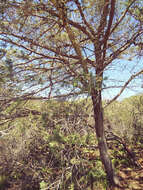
left=0, top=0, right=143, bottom=185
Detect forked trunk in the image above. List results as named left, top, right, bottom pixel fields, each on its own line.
left=91, top=91, right=118, bottom=186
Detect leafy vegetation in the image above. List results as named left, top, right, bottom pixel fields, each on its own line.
left=0, top=95, right=143, bottom=189
left=105, top=95, right=143, bottom=143
left=0, top=0, right=143, bottom=188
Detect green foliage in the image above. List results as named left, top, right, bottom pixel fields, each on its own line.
left=0, top=99, right=108, bottom=189
left=0, top=0, right=142, bottom=188
left=40, top=180, right=47, bottom=190
left=105, top=94, right=143, bottom=143
left=0, top=95, right=143, bottom=189
left=0, top=175, right=8, bottom=190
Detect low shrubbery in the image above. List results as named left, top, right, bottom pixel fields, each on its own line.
left=0, top=96, right=143, bottom=189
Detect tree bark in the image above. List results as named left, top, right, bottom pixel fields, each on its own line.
left=91, top=89, right=118, bottom=186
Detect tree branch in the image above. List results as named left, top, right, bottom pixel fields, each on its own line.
left=104, top=68, right=143, bottom=108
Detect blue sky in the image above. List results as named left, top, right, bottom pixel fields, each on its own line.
left=102, top=56, right=143, bottom=100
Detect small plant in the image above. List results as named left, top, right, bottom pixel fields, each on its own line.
left=40, top=180, right=47, bottom=190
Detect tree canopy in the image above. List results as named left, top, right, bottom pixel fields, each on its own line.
left=0, top=0, right=143, bottom=186
left=0, top=0, right=142, bottom=102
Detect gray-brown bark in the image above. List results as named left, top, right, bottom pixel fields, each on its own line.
left=91, top=91, right=118, bottom=185
left=91, top=83, right=119, bottom=185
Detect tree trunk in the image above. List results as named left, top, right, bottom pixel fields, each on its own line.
left=91, top=90, right=118, bottom=186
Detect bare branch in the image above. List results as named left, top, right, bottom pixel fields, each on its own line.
left=104, top=68, right=143, bottom=108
